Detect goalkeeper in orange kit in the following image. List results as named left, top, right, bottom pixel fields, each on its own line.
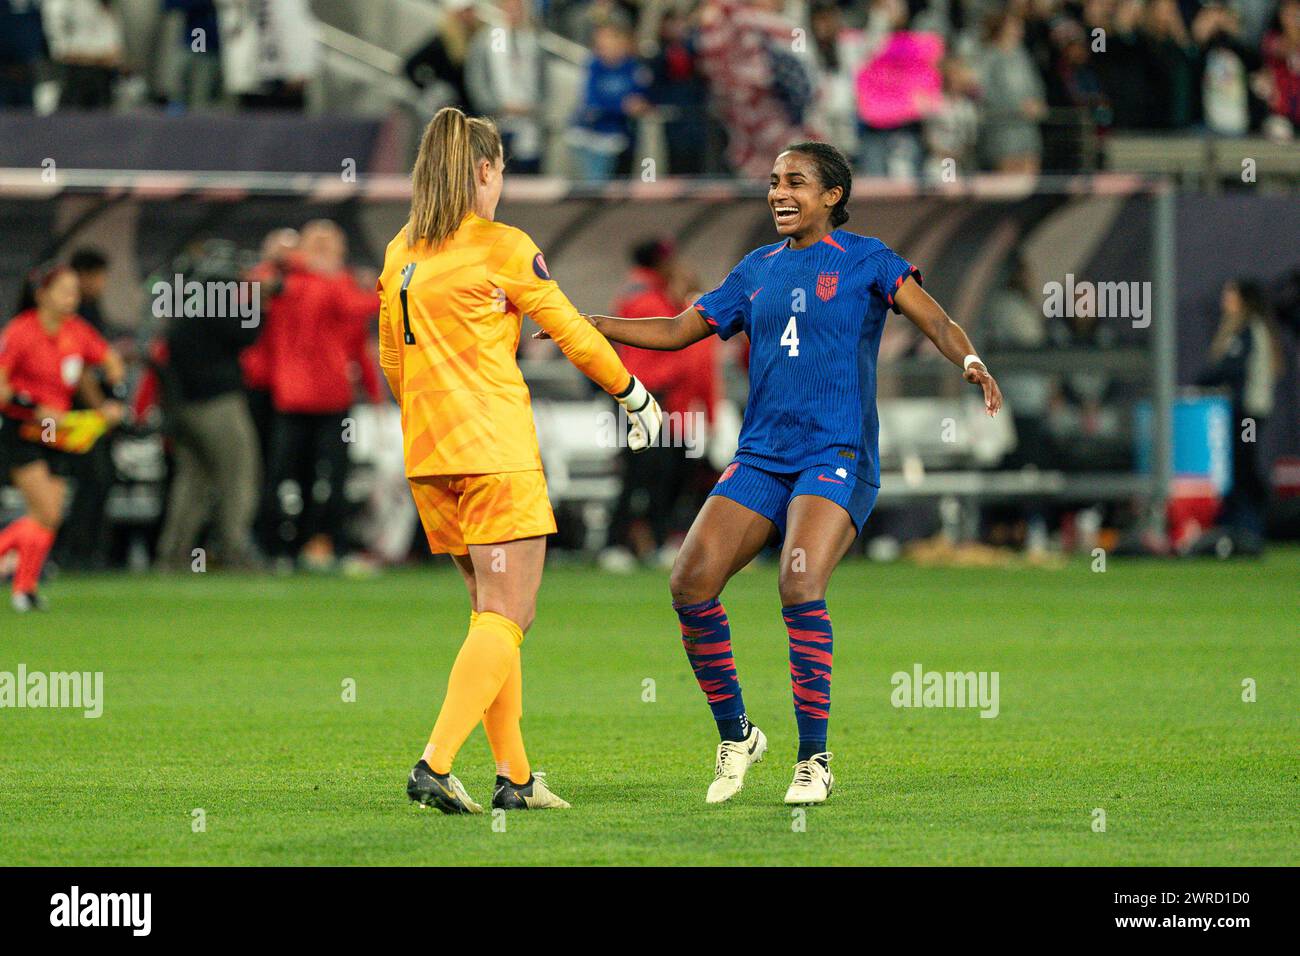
left=377, top=107, right=663, bottom=814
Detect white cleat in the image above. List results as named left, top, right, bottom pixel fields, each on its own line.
left=493, top=772, right=572, bottom=810
left=784, top=753, right=834, bottom=805
left=11, top=591, right=46, bottom=613
left=705, top=725, right=767, bottom=804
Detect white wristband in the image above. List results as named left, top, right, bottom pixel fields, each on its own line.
left=616, top=375, right=651, bottom=413
left=962, top=354, right=983, bottom=372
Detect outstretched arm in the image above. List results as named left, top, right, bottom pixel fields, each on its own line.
left=894, top=278, right=1002, bottom=416
left=535, top=306, right=712, bottom=352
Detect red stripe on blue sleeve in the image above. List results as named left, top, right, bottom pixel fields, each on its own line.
left=886, top=265, right=922, bottom=312
left=693, top=302, right=719, bottom=327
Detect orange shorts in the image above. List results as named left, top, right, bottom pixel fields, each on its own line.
left=408, top=470, right=557, bottom=556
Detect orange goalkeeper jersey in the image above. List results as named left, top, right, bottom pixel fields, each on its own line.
left=378, top=213, right=632, bottom=478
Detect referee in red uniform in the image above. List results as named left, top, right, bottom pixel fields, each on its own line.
left=0, top=265, right=125, bottom=611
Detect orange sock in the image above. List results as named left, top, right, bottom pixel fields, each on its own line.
left=14, top=520, right=55, bottom=595
left=484, top=647, right=531, bottom=785
left=424, top=610, right=522, bottom=775
left=0, top=516, right=34, bottom=559
left=467, top=610, right=531, bottom=784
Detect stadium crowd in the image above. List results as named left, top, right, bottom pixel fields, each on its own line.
left=1, top=1, right=1297, bottom=177
left=455, top=0, right=1300, bottom=177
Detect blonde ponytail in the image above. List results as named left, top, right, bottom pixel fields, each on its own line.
left=407, top=107, right=503, bottom=249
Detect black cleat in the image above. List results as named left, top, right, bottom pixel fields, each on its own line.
left=492, top=773, right=572, bottom=810
left=406, top=760, right=483, bottom=814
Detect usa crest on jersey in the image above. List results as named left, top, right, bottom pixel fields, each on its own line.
left=816, top=271, right=838, bottom=301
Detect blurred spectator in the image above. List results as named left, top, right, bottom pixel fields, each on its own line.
left=1041, top=287, right=1127, bottom=470
left=42, top=0, right=125, bottom=110
left=923, top=54, right=980, bottom=179
left=1194, top=2, right=1263, bottom=136
left=646, top=7, right=710, bottom=175
left=984, top=253, right=1052, bottom=467
left=225, top=0, right=318, bottom=110
left=696, top=0, right=814, bottom=179
left=467, top=0, right=545, bottom=173
left=164, top=0, right=223, bottom=110
left=1091, top=0, right=1155, bottom=129
left=258, top=220, right=380, bottom=570
left=0, top=0, right=47, bottom=109
left=1261, top=0, right=1300, bottom=130
left=567, top=20, right=652, bottom=181
left=154, top=241, right=262, bottom=571
left=404, top=0, right=481, bottom=110
left=562, top=0, right=641, bottom=46
left=1019, top=0, right=1060, bottom=77
left=855, top=0, right=943, bottom=178
left=985, top=252, right=1046, bottom=350
left=242, top=227, right=298, bottom=499
left=602, top=237, right=717, bottom=569
left=975, top=10, right=1047, bottom=174
left=806, top=0, right=871, bottom=160
left=1233, top=0, right=1280, bottom=46
left=1143, top=0, right=1200, bottom=129
left=69, top=247, right=111, bottom=334
left=1196, top=278, right=1284, bottom=538
left=1045, top=17, right=1107, bottom=124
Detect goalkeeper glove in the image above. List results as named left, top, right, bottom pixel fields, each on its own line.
left=614, top=375, right=663, bottom=453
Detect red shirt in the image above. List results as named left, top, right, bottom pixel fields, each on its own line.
left=611, top=267, right=718, bottom=419
left=0, top=310, right=108, bottom=418
left=1264, top=32, right=1300, bottom=124
left=240, top=259, right=285, bottom=391
left=263, top=267, right=381, bottom=414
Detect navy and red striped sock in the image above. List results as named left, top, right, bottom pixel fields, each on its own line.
left=784, top=599, right=833, bottom=762
left=675, top=598, right=749, bottom=742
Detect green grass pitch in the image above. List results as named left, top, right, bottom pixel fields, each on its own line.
left=1, top=550, right=1295, bottom=866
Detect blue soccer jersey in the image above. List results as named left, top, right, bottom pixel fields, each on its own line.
left=693, top=229, right=920, bottom=487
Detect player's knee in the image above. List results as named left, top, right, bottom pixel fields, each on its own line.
left=669, top=558, right=720, bottom=606
left=777, top=568, right=825, bottom=607
left=476, top=598, right=534, bottom=635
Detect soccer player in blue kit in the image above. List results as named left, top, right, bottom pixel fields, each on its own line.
left=560, top=142, right=1002, bottom=804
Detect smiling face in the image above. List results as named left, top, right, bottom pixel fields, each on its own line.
left=769, top=151, right=841, bottom=244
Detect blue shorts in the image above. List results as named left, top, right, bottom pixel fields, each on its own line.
left=707, top=459, right=879, bottom=539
